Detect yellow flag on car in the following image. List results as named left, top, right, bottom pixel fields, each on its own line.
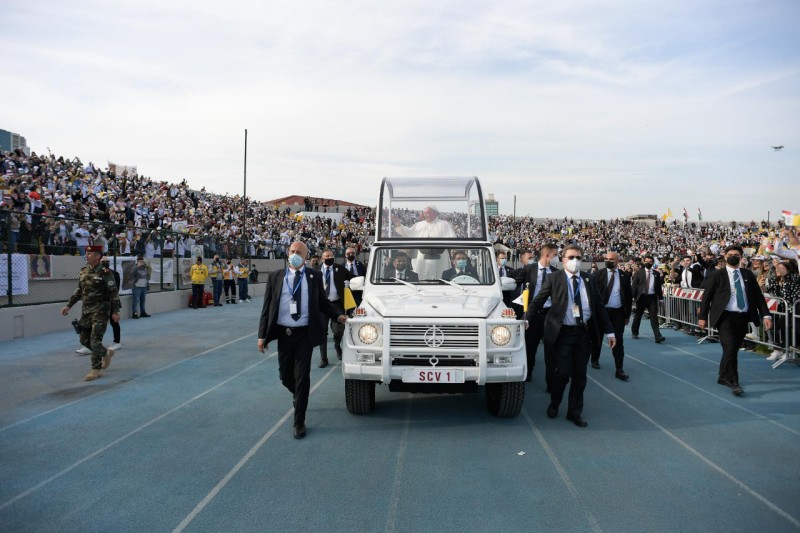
left=343, top=286, right=357, bottom=311
left=522, top=283, right=530, bottom=313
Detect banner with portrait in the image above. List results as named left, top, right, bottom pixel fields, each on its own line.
left=29, top=255, right=52, bottom=280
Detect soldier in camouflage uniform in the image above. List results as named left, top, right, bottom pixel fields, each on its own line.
left=61, top=245, right=121, bottom=381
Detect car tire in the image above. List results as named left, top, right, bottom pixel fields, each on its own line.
left=485, top=381, right=525, bottom=418
left=345, top=379, right=376, bottom=415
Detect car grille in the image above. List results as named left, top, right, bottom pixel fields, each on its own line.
left=389, top=324, right=480, bottom=348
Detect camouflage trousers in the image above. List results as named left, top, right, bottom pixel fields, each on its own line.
left=79, top=309, right=109, bottom=370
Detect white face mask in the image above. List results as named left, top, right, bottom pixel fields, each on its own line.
left=549, top=257, right=559, bottom=269
left=565, top=258, right=581, bottom=274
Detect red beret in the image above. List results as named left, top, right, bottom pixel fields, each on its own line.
left=85, top=245, right=104, bottom=253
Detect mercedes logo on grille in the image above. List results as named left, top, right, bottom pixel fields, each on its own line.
left=423, top=326, right=445, bottom=348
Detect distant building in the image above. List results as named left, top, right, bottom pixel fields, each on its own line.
left=625, top=214, right=658, bottom=226
left=0, top=129, right=29, bottom=155
left=485, top=193, right=499, bottom=216
left=264, top=194, right=367, bottom=214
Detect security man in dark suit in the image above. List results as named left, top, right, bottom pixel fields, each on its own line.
left=630, top=255, right=665, bottom=343
left=698, top=244, right=772, bottom=396
left=590, top=251, right=632, bottom=380
left=318, top=248, right=355, bottom=368
left=257, top=241, right=347, bottom=439
left=496, top=251, right=516, bottom=308
left=383, top=251, right=420, bottom=282
left=515, top=243, right=559, bottom=382
left=344, top=246, right=366, bottom=306
left=527, top=244, right=615, bottom=428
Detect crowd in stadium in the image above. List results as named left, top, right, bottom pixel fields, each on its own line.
left=1, top=147, right=797, bottom=272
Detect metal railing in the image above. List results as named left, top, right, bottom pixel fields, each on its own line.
left=0, top=209, right=370, bottom=308
left=658, top=284, right=798, bottom=368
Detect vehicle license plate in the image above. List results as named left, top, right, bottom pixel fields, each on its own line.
left=402, top=368, right=465, bottom=384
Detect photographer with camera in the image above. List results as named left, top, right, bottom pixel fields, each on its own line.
left=223, top=258, right=237, bottom=304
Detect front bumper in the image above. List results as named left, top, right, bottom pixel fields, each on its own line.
left=341, top=317, right=526, bottom=385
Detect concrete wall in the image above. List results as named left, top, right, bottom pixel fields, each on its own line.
left=0, top=278, right=268, bottom=342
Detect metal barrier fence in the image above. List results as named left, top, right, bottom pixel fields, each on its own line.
left=1, top=209, right=369, bottom=308
left=659, top=285, right=799, bottom=368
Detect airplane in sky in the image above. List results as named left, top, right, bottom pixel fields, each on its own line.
left=772, top=145, right=784, bottom=151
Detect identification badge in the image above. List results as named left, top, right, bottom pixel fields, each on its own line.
left=289, top=300, right=298, bottom=315
left=572, top=304, right=581, bottom=318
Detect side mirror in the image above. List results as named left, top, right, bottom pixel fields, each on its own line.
left=500, top=277, right=517, bottom=291
left=349, top=276, right=365, bottom=291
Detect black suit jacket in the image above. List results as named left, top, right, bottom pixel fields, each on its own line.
left=344, top=260, right=367, bottom=277
left=515, top=262, right=556, bottom=307
left=698, top=267, right=770, bottom=328
left=382, top=266, right=420, bottom=282
left=498, top=265, right=517, bottom=307
left=258, top=268, right=341, bottom=345
left=320, top=264, right=354, bottom=300
left=527, top=270, right=614, bottom=348
left=631, top=268, right=663, bottom=301
left=592, top=268, right=632, bottom=316
left=678, top=264, right=705, bottom=288
left=441, top=265, right=479, bottom=281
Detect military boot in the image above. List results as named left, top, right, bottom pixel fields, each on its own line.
left=101, top=348, right=115, bottom=369
left=84, top=369, right=103, bottom=381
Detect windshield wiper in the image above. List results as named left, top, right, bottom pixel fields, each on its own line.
left=390, top=278, right=420, bottom=292
left=436, top=278, right=467, bottom=292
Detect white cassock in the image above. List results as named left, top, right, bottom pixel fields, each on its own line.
left=394, top=218, right=457, bottom=280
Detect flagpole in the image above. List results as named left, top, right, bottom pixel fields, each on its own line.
left=243, top=128, right=248, bottom=259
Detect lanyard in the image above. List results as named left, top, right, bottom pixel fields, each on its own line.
left=286, top=268, right=303, bottom=298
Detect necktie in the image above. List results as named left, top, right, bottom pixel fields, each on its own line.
left=500, top=267, right=505, bottom=277
left=291, top=270, right=302, bottom=320
left=349, top=263, right=355, bottom=274
left=324, top=267, right=331, bottom=297
left=398, top=271, right=404, bottom=280
left=572, top=275, right=584, bottom=325
left=605, top=270, right=615, bottom=304
left=645, top=270, right=651, bottom=295
left=733, top=270, right=746, bottom=309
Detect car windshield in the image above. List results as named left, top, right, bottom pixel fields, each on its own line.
left=376, top=177, right=487, bottom=241
left=371, top=246, right=497, bottom=285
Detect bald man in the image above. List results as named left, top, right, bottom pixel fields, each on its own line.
left=258, top=241, right=347, bottom=439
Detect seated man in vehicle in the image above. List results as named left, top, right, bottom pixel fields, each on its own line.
left=441, top=250, right=479, bottom=281
left=382, top=251, right=419, bottom=282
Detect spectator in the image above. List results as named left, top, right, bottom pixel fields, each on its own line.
left=130, top=255, right=152, bottom=318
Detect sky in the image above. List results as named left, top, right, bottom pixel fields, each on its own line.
left=3, top=0, right=798, bottom=221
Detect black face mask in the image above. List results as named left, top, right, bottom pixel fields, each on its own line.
left=726, top=256, right=741, bottom=267
left=346, top=254, right=355, bottom=261
left=323, top=258, right=335, bottom=266
left=605, top=261, right=616, bottom=269
left=644, top=263, right=653, bottom=269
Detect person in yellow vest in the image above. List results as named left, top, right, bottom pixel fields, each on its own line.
left=209, top=255, right=224, bottom=306
left=236, top=260, right=251, bottom=302
left=223, top=259, right=238, bottom=304
left=190, top=256, right=208, bottom=309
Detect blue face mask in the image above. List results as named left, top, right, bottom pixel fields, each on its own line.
left=456, top=259, right=468, bottom=270
left=498, top=258, right=507, bottom=267
left=288, top=254, right=304, bottom=268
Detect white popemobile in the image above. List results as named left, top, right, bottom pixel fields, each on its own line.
left=342, top=177, right=527, bottom=417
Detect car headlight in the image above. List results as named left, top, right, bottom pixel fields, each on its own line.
left=490, top=325, right=511, bottom=346
left=358, top=324, right=379, bottom=344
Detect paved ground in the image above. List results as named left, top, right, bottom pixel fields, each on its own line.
left=0, top=299, right=798, bottom=533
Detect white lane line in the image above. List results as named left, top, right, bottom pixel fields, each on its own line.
left=0, top=355, right=271, bottom=512
left=625, top=352, right=800, bottom=437
left=384, top=394, right=412, bottom=533
left=0, top=333, right=257, bottom=433
left=635, top=334, right=784, bottom=383
left=522, top=408, right=603, bottom=533
left=589, top=377, right=800, bottom=530
left=173, top=363, right=340, bottom=533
